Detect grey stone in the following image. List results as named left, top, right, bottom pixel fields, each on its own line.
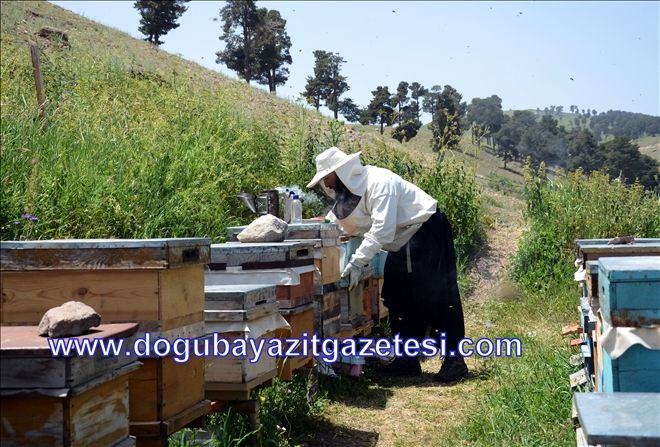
left=38, top=301, right=101, bottom=338
left=237, top=214, right=288, bottom=243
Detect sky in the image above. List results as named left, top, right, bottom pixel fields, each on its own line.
left=50, top=1, right=660, bottom=120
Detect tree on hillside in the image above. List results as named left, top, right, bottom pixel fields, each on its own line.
left=302, top=50, right=349, bottom=119
left=422, top=85, right=442, bottom=117
left=392, top=81, right=410, bottom=123
left=600, top=138, right=659, bottom=191
left=492, top=118, right=518, bottom=169
left=361, top=86, right=395, bottom=135
left=590, top=110, right=660, bottom=141
left=216, top=0, right=260, bottom=84
left=392, top=118, right=423, bottom=143
left=492, top=110, right=536, bottom=167
left=134, top=0, right=190, bottom=46
left=466, top=95, right=504, bottom=147
left=409, top=82, right=427, bottom=121
left=338, top=98, right=362, bottom=123
left=253, top=9, right=292, bottom=93
left=566, top=129, right=602, bottom=173
left=389, top=81, right=422, bottom=142
left=429, top=85, right=466, bottom=152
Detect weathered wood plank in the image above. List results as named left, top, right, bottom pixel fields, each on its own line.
left=204, top=284, right=277, bottom=311
left=69, top=374, right=130, bottom=447
left=209, top=242, right=314, bottom=266
left=161, top=399, right=211, bottom=436
left=204, top=301, right=280, bottom=323
left=0, top=238, right=210, bottom=271
left=205, top=369, right=277, bottom=401
left=160, top=355, right=205, bottom=420
left=129, top=359, right=160, bottom=422
left=1, top=324, right=138, bottom=389
left=1, top=271, right=160, bottom=324
left=0, top=396, right=64, bottom=446
left=0, top=367, right=136, bottom=447
left=158, top=265, right=204, bottom=325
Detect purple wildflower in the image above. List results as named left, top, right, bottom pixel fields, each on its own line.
left=21, top=213, right=39, bottom=223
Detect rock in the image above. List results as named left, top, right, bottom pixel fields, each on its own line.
left=38, top=301, right=101, bottom=338
left=237, top=214, right=288, bottom=243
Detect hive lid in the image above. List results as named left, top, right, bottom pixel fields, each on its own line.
left=598, top=256, right=660, bottom=281
left=1, top=238, right=210, bottom=270
left=0, top=323, right=139, bottom=356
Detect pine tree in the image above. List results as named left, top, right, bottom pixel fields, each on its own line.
left=302, top=50, right=349, bottom=119
left=134, top=0, right=190, bottom=46
left=362, top=86, right=395, bottom=135
left=253, top=9, right=292, bottom=93
left=216, top=0, right=260, bottom=84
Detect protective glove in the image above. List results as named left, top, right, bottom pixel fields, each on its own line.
left=341, top=261, right=362, bottom=291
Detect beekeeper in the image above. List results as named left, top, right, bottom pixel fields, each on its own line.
left=307, top=147, right=468, bottom=383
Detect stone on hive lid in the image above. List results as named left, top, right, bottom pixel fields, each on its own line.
left=237, top=214, right=288, bottom=243
left=38, top=301, right=101, bottom=338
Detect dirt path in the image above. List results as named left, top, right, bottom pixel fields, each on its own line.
left=304, top=190, right=526, bottom=447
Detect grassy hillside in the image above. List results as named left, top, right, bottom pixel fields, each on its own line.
left=0, top=1, right=483, bottom=257
left=637, top=135, right=660, bottom=162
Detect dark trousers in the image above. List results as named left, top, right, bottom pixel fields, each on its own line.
left=381, top=211, right=465, bottom=354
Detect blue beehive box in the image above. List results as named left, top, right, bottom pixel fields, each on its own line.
left=598, top=256, right=660, bottom=327
left=601, top=344, right=660, bottom=392
left=599, top=317, right=660, bottom=392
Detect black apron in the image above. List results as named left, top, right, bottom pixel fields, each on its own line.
left=381, top=210, right=465, bottom=350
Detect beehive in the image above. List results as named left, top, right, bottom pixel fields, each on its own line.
left=598, top=256, right=660, bottom=327
left=0, top=324, right=140, bottom=447
left=0, top=239, right=212, bottom=445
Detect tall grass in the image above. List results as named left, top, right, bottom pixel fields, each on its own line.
left=512, top=164, right=660, bottom=290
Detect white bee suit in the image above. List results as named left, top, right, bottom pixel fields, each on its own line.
left=325, top=155, right=438, bottom=268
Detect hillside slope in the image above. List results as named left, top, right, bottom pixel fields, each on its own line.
left=0, top=1, right=483, bottom=257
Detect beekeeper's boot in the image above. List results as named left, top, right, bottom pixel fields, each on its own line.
left=433, top=357, right=468, bottom=383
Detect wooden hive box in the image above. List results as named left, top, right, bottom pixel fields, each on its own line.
left=205, top=265, right=315, bottom=309
left=595, top=314, right=660, bottom=393
left=598, top=256, right=660, bottom=327
left=205, top=284, right=277, bottom=311
left=203, top=284, right=286, bottom=399
left=0, top=324, right=140, bottom=447
left=0, top=238, right=212, bottom=445
left=343, top=280, right=367, bottom=328
left=575, top=238, right=660, bottom=266
left=208, top=241, right=315, bottom=270
left=279, top=303, right=315, bottom=380
left=0, top=238, right=210, bottom=332
left=601, top=342, right=660, bottom=393
left=599, top=316, right=660, bottom=393
left=313, top=282, right=342, bottom=338
left=585, top=260, right=600, bottom=310
left=204, top=311, right=288, bottom=400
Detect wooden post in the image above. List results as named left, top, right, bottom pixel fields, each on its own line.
left=29, top=44, right=47, bottom=131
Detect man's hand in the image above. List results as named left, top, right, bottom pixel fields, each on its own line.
left=341, top=261, right=362, bottom=291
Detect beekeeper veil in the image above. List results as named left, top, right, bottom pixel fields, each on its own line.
left=307, top=147, right=367, bottom=219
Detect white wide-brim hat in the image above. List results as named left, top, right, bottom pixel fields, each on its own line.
left=306, top=147, right=362, bottom=188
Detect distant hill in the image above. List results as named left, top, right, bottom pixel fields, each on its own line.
left=505, top=109, right=660, bottom=141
